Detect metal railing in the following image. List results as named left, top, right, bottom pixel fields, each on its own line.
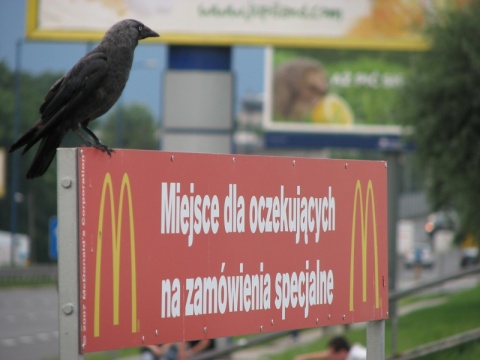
left=191, top=265, right=480, bottom=360
left=392, top=327, right=480, bottom=360
left=0, top=264, right=57, bottom=282
left=389, top=265, right=480, bottom=301
left=388, top=265, right=480, bottom=359
left=1, top=264, right=478, bottom=359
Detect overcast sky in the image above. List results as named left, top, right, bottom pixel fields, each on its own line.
left=0, top=0, right=265, bottom=120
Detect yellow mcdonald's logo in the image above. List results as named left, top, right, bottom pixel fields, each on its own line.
left=349, top=179, right=380, bottom=311
left=94, top=172, right=138, bottom=337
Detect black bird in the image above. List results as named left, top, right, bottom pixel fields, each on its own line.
left=9, top=19, right=159, bottom=179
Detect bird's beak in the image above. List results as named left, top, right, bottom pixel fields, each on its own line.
left=140, top=25, right=159, bottom=40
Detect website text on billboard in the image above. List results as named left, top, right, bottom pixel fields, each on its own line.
left=197, top=3, right=342, bottom=21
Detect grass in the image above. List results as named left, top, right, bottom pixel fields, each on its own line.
left=268, top=284, right=480, bottom=360
left=86, top=285, right=480, bottom=360
left=0, top=278, right=56, bottom=288
left=397, top=291, right=447, bottom=306
left=10, top=281, right=476, bottom=359
left=419, top=341, right=480, bottom=360
left=393, top=285, right=480, bottom=354
left=83, top=347, right=140, bottom=360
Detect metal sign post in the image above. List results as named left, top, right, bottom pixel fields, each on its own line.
left=367, top=320, right=386, bottom=359
left=57, top=148, right=82, bottom=359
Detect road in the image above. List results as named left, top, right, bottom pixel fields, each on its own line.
left=397, top=247, right=472, bottom=290
left=0, top=248, right=476, bottom=360
left=0, top=286, right=59, bottom=360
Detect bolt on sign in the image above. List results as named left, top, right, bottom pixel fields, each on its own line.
left=78, top=148, right=388, bottom=353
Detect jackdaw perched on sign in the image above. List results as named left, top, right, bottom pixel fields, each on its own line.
left=9, top=19, right=159, bottom=179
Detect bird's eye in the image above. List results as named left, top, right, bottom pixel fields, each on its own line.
left=138, top=25, right=143, bottom=31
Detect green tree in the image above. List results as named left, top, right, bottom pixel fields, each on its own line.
left=397, top=2, right=480, bottom=238
left=96, top=103, right=158, bottom=150
left=0, top=62, right=159, bottom=263
left=0, top=61, right=63, bottom=262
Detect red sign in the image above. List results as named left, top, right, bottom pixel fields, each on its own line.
left=78, top=148, right=388, bottom=353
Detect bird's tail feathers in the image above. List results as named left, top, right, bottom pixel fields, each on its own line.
left=26, top=129, right=64, bottom=179
left=9, top=121, right=42, bottom=154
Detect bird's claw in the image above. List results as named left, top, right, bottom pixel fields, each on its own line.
left=93, top=143, right=115, bottom=156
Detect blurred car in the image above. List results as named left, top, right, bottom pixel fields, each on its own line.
left=424, top=211, right=457, bottom=235
left=404, top=243, right=435, bottom=269
left=460, top=247, right=479, bottom=269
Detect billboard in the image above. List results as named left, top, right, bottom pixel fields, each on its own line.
left=263, top=46, right=417, bottom=137
left=78, top=148, right=388, bottom=353
left=260, top=43, right=438, bottom=150
left=26, top=0, right=436, bottom=49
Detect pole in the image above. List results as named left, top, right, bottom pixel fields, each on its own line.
left=387, top=151, right=401, bottom=357
left=367, top=320, right=385, bottom=359
left=10, top=39, right=22, bottom=267
left=116, top=97, right=124, bottom=147
left=163, top=45, right=233, bottom=154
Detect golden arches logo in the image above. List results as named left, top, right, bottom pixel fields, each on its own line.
left=94, top=172, right=138, bottom=337
left=349, top=179, right=380, bottom=311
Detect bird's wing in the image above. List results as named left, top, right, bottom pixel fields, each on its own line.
left=40, top=76, right=66, bottom=115
left=40, top=51, right=108, bottom=121
left=25, top=51, right=108, bottom=149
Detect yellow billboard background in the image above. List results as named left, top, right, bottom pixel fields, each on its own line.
left=23, top=0, right=461, bottom=49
